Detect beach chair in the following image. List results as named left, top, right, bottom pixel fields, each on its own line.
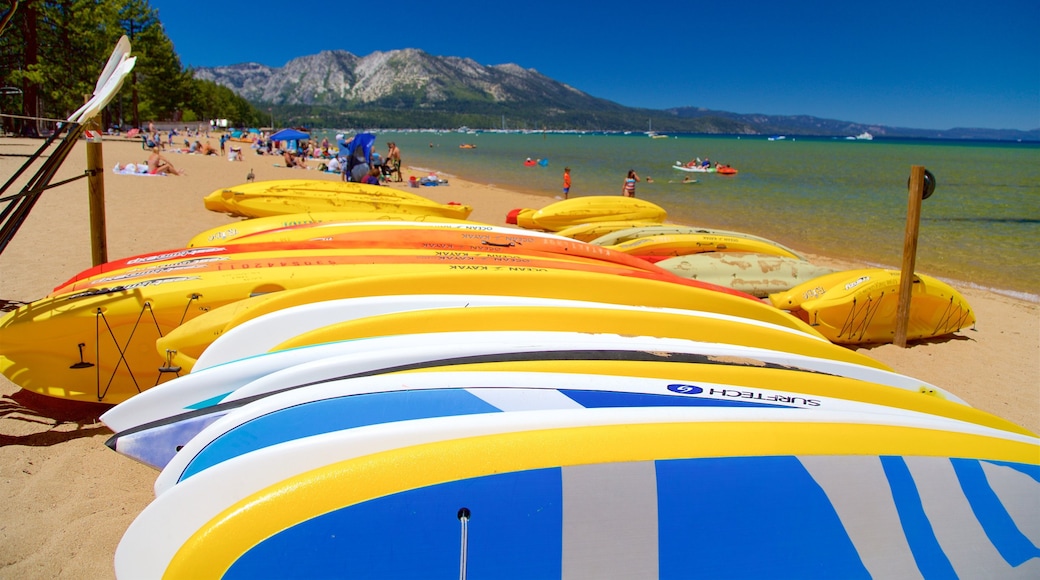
left=140, top=134, right=157, bottom=149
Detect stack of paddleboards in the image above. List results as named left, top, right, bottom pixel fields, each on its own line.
left=97, top=270, right=1034, bottom=577
left=1, top=188, right=1030, bottom=578
left=101, top=295, right=1034, bottom=577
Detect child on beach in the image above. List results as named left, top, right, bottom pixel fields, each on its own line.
left=562, top=167, right=571, bottom=199
left=361, top=165, right=382, bottom=185
left=623, top=169, right=639, bottom=197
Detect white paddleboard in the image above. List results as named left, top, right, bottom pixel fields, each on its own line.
left=101, top=329, right=961, bottom=435
left=192, top=293, right=822, bottom=371
left=153, top=369, right=989, bottom=496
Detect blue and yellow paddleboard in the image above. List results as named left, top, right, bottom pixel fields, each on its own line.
left=116, top=405, right=1040, bottom=579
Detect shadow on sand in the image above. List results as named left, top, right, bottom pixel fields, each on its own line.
left=855, top=331, right=976, bottom=352
left=0, top=389, right=113, bottom=447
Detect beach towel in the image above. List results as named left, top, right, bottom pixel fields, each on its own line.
left=112, top=163, right=160, bottom=176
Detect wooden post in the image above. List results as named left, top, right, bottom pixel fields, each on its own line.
left=894, top=165, right=926, bottom=347
left=85, top=113, right=108, bottom=266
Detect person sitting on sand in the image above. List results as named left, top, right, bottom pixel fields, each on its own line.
left=199, top=141, right=218, bottom=156
left=147, top=146, right=182, bottom=175
left=361, top=165, right=382, bottom=185
left=283, top=150, right=307, bottom=169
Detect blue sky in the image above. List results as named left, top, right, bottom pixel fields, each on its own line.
left=149, top=0, right=1038, bottom=131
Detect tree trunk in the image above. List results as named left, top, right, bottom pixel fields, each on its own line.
left=21, top=3, right=38, bottom=135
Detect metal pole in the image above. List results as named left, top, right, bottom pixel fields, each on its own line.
left=457, top=507, right=470, bottom=580
left=894, top=165, right=926, bottom=347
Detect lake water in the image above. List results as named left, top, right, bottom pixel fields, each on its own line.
left=316, top=130, right=1040, bottom=300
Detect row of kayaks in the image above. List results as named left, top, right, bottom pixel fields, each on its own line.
left=0, top=179, right=1027, bottom=578
left=0, top=188, right=980, bottom=405
left=504, top=197, right=976, bottom=343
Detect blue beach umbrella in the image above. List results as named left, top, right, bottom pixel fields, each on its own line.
left=268, top=128, right=310, bottom=142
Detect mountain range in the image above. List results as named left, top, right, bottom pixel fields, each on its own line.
left=193, top=49, right=1038, bottom=141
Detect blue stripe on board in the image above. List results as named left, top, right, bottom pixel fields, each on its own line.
left=952, top=458, right=1040, bottom=566
left=180, top=389, right=500, bottom=482
left=224, top=468, right=564, bottom=579
left=985, top=460, right=1040, bottom=484
left=560, top=388, right=798, bottom=409
left=656, top=456, right=869, bottom=579
left=185, top=390, right=233, bottom=410
left=880, top=455, right=957, bottom=579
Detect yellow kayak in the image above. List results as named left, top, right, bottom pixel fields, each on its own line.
left=3, top=249, right=691, bottom=404
left=203, top=179, right=473, bottom=220
left=513, top=208, right=540, bottom=230
left=188, top=212, right=483, bottom=247
left=589, top=225, right=802, bottom=254
left=768, top=268, right=879, bottom=311
left=785, top=269, right=976, bottom=344
left=606, top=233, right=803, bottom=260
left=554, top=220, right=666, bottom=242
left=656, top=252, right=836, bottom=298
left=531, top=197, right=667, bottom=231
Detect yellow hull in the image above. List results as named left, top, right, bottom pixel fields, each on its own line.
left=554, top=220, right=666, bottom=242
left=203, top=179, right=473, bottom=220
left=656, top=252, right=837, bottom=298
left=590, top=225, right=802, bottom=253
left=514, top=208, right=540, bottom=230
left=767, top=268, right=879, bottom=311
left=202, top=222, right=564, bottom=248
left=157, top=267, right=827, bottom=372
left=531, top=197, right=667, bottom=231
left=274, top=305, right=888, bottom=371
left=606, top=233, right=803, bottom=259
left=57, top=237, right=672, bottom=296
left=778, top=269, right=976, bottom=344
left=188, top=212, right=482, bottom=247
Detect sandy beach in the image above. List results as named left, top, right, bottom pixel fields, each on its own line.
left=1, top=135, right=1037, bottom=578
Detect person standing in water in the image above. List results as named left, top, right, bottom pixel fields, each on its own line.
left=623, top=169, right=639, bottom=197
left=562, top=167, right=571, bottom=199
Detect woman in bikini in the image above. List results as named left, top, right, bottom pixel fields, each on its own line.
left=147, top=147, right=182, bottom=175
left=622, top=169, right=639, bottom=197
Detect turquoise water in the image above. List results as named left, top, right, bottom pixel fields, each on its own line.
left=319, top=130, right=1040, bottom=299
